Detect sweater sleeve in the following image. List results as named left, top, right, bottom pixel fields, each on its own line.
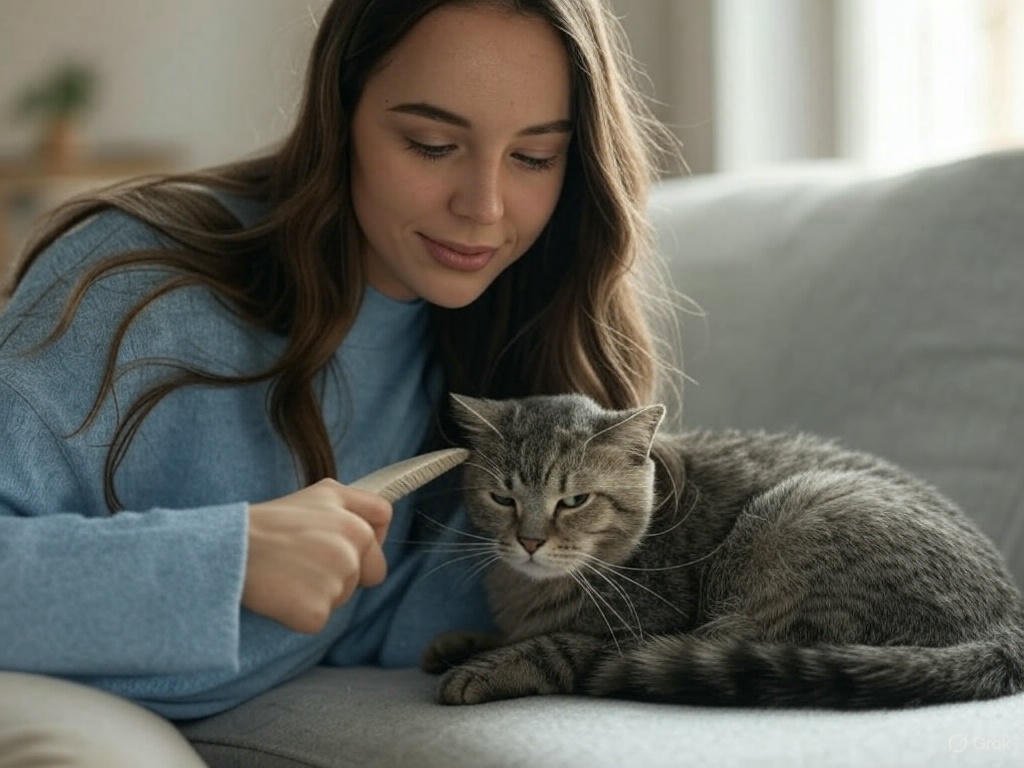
left=0, top=377, right=249, bottom=677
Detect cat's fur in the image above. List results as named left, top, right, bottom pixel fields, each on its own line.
left=422, top=393, right=1024, bottom=708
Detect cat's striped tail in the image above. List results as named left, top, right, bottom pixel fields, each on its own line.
left=587, top=625, right=1024, bottom=708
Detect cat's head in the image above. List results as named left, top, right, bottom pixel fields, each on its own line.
left=450, top=393, right=665, bottom=581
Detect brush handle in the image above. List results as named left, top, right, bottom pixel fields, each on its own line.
left=349, top=448, right=470, bottom=503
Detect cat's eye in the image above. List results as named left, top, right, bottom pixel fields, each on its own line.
left=490, top=492, right=516, bottom=507
left=559, top=494, right=591, bottom=509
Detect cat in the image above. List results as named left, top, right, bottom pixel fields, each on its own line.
left=421, top=393, right=1024, bottom=708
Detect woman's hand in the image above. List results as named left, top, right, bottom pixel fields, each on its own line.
left=242, top=479, right=393, bottom=634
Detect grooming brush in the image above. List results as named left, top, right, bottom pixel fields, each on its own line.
left=349, top=448, right=470, bottom=502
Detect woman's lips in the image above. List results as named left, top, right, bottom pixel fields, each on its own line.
left=419, top=234, right=497, bottom=272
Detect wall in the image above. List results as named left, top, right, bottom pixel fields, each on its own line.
left=0, top=0, right=319, bottom=169
left=609, top=0, right=716, bottom=175
left=612, top=0, right=838, bottom=174
left=713, top=0, right=836, bottom=171
left=0, top=0, right=716, bottom=174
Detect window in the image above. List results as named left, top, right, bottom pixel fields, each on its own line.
left=837, top=0, right=1024, bottom=169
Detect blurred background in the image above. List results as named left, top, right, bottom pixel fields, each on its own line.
left=1, top=0, right=1022, bottom=277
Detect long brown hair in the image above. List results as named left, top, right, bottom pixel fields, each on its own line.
left=7, top=0, right=681, bottom=511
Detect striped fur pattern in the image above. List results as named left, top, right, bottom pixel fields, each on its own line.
left=421, top=393, right=1024, bottom=708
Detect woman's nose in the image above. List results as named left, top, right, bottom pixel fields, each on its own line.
left=450, top=161, right=504, bottom=224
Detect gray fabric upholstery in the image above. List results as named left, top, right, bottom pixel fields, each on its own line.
left=649, top=151, right=1024, bottom=585
left=182, top=667, right=1023, bottom=768
left=181, top=151, right=1024, bottom=767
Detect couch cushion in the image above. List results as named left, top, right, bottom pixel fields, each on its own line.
left=648, top=151, right=1024, bottom=585
left=182, top=154, right=1024, bottom=768
left=181, top=666, right=1024, bottom=768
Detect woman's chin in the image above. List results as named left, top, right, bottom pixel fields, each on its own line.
left=417, top=281, right=492, bottom=310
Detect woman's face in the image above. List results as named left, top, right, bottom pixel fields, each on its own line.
left=350, top=3, right=572, bottom=308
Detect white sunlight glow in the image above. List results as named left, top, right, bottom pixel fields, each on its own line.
left=838, top=0, right=1024, bottom=170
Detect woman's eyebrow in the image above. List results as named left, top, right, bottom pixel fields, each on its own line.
left=387, top=102, right=572, bottom=136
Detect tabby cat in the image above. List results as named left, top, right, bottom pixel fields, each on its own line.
left=421, top=393, right=1024, bottom=708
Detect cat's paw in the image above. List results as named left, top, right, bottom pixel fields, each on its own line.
left=433, top=633, right=603, bottom=704
left=421, top=631, right=503, bottom=674
left=437, top=664, right=504, bottom=705
left=433, top=642, right=566, bottom=705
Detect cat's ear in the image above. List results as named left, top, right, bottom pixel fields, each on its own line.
left=449, top=393, right=507, bottom=443
left=593, top=404, right=666, bottom=461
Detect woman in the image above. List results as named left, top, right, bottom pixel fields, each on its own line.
left=0, top=0, right=677, bottom=763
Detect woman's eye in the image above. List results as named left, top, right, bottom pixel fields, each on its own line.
left=490, top=492, right=516, bottom=507
left=559, top=494, right=590, bottom=509
left=513, top=153, right=558, bottom=172
left=406, top=139, right=455, bottom=160
left=406, top=139, right=557, bottom=171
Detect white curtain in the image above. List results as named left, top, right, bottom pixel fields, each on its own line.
left=613, top=0, right=1024, bottom=173
left=837, top=0, right=1024, bottom=169
left=712, top=0, right=835, bottom=171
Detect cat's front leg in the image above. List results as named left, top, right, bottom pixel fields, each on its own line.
left=436, top=632, right=608, bottom=705
left=421, top=630, right=504, bottom=674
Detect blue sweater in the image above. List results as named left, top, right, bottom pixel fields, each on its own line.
left=0, top=196, right=493, bottom=719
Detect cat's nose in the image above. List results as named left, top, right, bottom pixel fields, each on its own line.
left=517, top=537, right=546, bottom=555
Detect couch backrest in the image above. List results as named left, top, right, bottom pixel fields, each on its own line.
left=648, top=151, right=1024, bottom=585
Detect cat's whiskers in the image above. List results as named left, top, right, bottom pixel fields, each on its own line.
left=650, top=451, right=682, bottom=515
left=645, top=485, right=699, bottom=538
left=464, top=461, right=505, bottom=486
left=572, top=568, right=642, bottom=645
left=413, top=509, right=495, bottom=543
left=594, top=539, right=729, bottom=573
left=393, top=540, right=497, bottom=553
left=578, top=408, right=659, bottom=461
left=456, top=553, right=504, bottom=593
left=416, top=549, right=500, bottom=583
left=401, top=485, right=476, bottom=504
left=566, top=570, right=623, bottom=655
left=448, top=484, right=504, bottom=500
left=576, top=552, right=689, bottom=620
left=468, top=448, right=503, bottom=475
left=577, top=560, right=646, bottom=641
left=452, top=394, right=506, bottom=442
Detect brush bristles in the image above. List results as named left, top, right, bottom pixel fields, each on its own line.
left=350, top=448, right=470, bottom=502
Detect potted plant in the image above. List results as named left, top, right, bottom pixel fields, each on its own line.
left=11, top=60, right=97, bottom=166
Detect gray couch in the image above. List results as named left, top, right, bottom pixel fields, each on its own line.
left=180, top=151, right=1024, bottom=767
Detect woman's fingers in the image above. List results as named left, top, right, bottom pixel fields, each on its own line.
left=242, top=479, right=395, bottom=633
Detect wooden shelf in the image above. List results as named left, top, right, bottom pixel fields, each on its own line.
left=0, top=146, right=181, bottom=292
